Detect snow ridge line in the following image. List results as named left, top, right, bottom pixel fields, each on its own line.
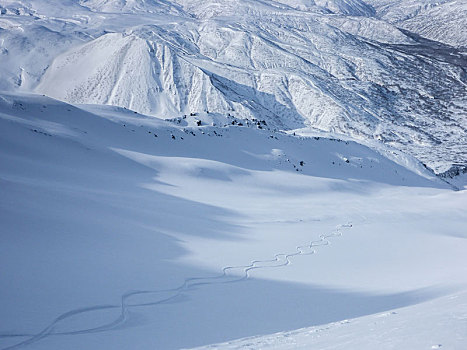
left=0, top=223, right=352, bottom=350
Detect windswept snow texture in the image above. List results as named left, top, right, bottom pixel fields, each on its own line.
left=0, top=0, right=465, bottom=178
left=189, top=291, right=467, bottom=350
left=1, top=93, right=467, bottom=350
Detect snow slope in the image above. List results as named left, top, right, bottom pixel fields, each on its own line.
left=367, top=0, right=467, bottom=47
left=399, top=1, right=467, bottom=48
left=314, top=0, right=376, bottom=16
left=190, top=291, right=467, bottom=350
left=0, top=0, right=465, bottom=178
left=78, top=0, right=186, bottom=15
left=1, top=92, right=466, bottom=350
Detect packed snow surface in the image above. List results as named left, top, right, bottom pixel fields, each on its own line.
left=1, top=93, right=466, bottom=349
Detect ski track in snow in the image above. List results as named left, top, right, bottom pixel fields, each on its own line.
left=0, top=224, right=353, bottom=350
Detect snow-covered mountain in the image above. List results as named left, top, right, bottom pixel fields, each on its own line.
left=1, top=0, right=466, bottom=178
left=367, top=0, right=467, bottom=47
left=79, top=0, right=186, bottom=15
left=1, top=2, right=467, bottom=349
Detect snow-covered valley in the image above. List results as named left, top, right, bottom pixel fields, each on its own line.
left=1, top=1, right=466, bottom=349
left=1, top=92, right=466, bottom=349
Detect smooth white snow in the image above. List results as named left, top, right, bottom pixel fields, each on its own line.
left=1, top=93, right=466, bottom=350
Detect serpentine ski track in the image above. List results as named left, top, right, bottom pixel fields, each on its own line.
left=1, top=224, right=353, bottom=350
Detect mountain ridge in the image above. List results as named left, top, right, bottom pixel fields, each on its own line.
left=0, top=0, right=465, bottom=178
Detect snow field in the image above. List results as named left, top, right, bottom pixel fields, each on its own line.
left=1, top=93, right=466, bottom=349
